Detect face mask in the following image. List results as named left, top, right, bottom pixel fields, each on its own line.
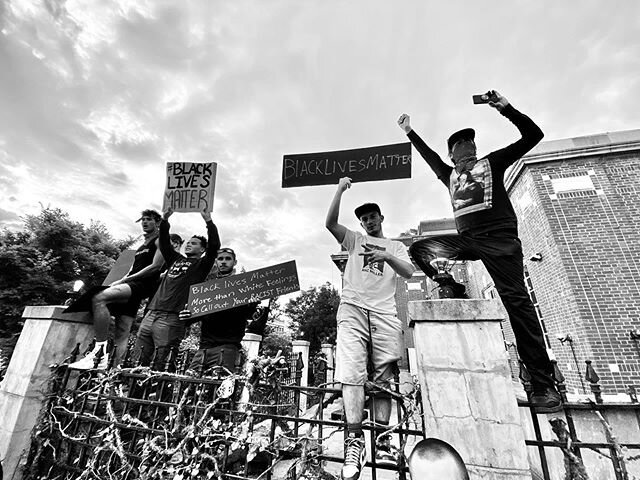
left=451, top=141, right=477, bottom=173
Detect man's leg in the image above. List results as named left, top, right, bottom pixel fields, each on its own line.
left=134, top=311, right=157, bottom=366
left=91, top=284, right=132, bottom=341
left=112, top=314, right=134, bottom=367
left=335, top=303, right=368, bottom=480
left=150, top=312, right=185, bottom=371
left=475, top=235, right=560, bottom=411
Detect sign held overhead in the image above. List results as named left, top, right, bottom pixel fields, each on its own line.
left=163, top=161, right=217, bottom=212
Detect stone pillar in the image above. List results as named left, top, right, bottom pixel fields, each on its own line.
left=321, top=343, right=335, bottom=385
left=409, top=299, right=532, bottom=480
left=241, top=333, right=262, bottom=360
left=0, top=306, right=93, bottom=479
left=292, top=340, right=310, bottom=411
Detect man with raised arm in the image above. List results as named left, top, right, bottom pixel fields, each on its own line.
left=325, top=177, right=415, bottom=480
left=397, top=90, right=561, bottom=413
left=70, top=209, right=164, bottom=370
left=134, top=207, right=220, bottom=370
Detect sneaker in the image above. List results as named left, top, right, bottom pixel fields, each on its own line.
left=342, top=434, right=366, bottom=480
left=375, top=434, right=400, bottom=467
left=531, top=387, right=562, bottom=413
left=68, top=350, right=109, bottom=370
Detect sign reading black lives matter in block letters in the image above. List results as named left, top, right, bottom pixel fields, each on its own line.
left=187, top=260, right=300, bottom=318
left=163, top=162, right=217, bottom=212
left=282, top=142, right=411, bottom=188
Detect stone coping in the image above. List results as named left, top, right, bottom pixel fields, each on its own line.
left=22, top=305, right=92, bottom=324
left=408, top=299, right=506, bottom=327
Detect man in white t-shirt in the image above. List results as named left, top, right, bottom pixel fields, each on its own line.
left=326, top=177, right=415, bottom=480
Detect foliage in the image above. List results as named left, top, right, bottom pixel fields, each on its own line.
left=0, top=207, right=134, bottom=360
left=285, top=283, right=340, bottom=356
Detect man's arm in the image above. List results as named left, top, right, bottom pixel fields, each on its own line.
left=158, top=208, right=180, bottom=267
left=360, top=245, right=415, bottom=279
left=201, top=209, right=221, bottom=268
left=114, top=239, right=163, bottom=285
left=398, top=114, right=452, bottom=186
left=486, top=91, right=544, bottom=169
left=325, top=177, right=351, bottom=243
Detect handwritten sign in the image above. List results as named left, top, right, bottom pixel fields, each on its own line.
left=187, top=260, right=300, bottom=318
left=163, top=162, right=217, bottom=212
left=282, top=142, right=411, bottom=188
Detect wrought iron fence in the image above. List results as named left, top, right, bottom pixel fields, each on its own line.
left=25, top=342, right=423, bottom=480
left=518, top=359, right=640, bottom=480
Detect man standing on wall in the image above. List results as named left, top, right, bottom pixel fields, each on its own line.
left=70, top=209, right=164, bottom=369
left=179, top=247, right=270, bottom=375
left=325, top=177, right=415, bottom=480
left=134, top=207, right=220, bottom=370
left=397, top=90, right=561, bottom=413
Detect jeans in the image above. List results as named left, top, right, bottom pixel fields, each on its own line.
left=409, top=231, right=555, bottom=390
left=134, top=310, right=185, bottom=370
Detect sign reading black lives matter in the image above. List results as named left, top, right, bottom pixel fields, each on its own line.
left=282, top=142, right=411, bottom=188
left=187, top=260, right=300, bottom=318
left=163, top=162, right=217, bottom=212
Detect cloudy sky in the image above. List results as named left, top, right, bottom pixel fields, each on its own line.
left=1, top=0, right=638, bottom=290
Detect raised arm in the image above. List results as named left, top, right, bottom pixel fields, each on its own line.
left=158, top=207, right=180, bottom=267
left=486, top=91, right=544, bottom=169
left=201, top=208, right=221, bottom=266
left=325, top=177, right=351, bottom=243
left=398, top=114, right=452, bottom=186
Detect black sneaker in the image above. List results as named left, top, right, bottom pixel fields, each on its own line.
left=342, top=434, right=366, bottom=480
left=531, top=388, right=562, bottom=413
left=375, top=434, right=400, bottom=467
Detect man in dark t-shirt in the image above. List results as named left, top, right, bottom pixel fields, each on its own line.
left=134, top=207, right=220, bottom=370
left=180, top=247, right=269, bottom=375
left=70, top=209, right=164, bottom=370
left=397, top=91, right=561, bottom=413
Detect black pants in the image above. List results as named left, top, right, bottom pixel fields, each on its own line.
left=409, top=231, right=555, bottom=390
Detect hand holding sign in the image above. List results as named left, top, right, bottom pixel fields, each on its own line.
left=163, top=162, right=217, bottom=213
left=338, top=177, right=352, bottom=193
left=163, top=206, right=174, bottom=221
left=200, top=207, right=212, bottom=222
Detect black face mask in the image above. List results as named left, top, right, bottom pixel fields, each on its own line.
left=451, top=141, right=477, bottom=173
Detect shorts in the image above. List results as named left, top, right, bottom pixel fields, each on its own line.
left=335, top=302, right=402, bottom=386
left=109, top=279, right=156, bottom=317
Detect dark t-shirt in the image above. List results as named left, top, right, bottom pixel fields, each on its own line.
left=199, top=302, right=259, bottom=349
left=147, top=219, right=220, bottom=313
left=407, top=104, right=543, bottom=235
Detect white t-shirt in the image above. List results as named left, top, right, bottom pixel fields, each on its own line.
left=340, top=229, right=411, bottom=315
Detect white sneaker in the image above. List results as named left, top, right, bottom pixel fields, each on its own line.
left=69, top=350, right=109, bottom=370
left=342, top=434, right=366, bottom=480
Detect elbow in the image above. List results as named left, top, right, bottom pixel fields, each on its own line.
left=402, top=266, right=416, bottom=279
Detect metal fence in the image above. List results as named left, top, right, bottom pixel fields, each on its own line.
left=25, top=343, right=423, bottom=480
left=518, top=358, right=640, bottom=480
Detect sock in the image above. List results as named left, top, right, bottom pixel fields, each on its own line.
left=347, top=423, right=363, bottom=438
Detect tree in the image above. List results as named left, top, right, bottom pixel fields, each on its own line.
left=285, top=283, right=340, bottom=356
left=0, top=207, right=134, bottom=362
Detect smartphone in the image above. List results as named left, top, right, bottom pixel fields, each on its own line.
left=472, top=91, right=498, bottom=104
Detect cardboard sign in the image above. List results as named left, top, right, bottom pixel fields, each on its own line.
left=102, top=249, right=136, bottom=286
left=163, top=162, right=217, bottom=212
left=282, top=142, right=411, bottom=188
left=187, top=260, right=300, bottom=318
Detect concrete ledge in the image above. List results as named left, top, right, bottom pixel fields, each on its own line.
left=408, top=299, right=506, bottom=326
left=22, top=305, right=92, bottom=324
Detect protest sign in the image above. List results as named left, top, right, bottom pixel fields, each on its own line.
left=282, top=142, right=411, bottom=188
left=187, top=260, right=299, bottom=318
left=163, top=162, right=217, bottom=212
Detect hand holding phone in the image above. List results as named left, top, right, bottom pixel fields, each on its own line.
left=472, top=90, right=499, bottom=104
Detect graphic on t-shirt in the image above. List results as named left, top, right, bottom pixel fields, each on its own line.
left=450, top=157, right=493, bottom=217
left=362, top=243, right=385, bottom=276
left=167, top=259, right=192, bottom=278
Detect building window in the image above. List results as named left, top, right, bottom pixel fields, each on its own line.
left=523, top=265, right=551, bottom=349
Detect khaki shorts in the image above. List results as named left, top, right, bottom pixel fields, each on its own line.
left=335, top=302, right=403, bottom=386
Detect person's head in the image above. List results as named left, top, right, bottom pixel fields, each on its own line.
left=215, top=247, right=237, bottom=276
left=447, top=128, right=477, bottom=164
left=354, top=203, right=384, bottom=237
left=136, top=209, right=161, bottom=234
left=408, top=438, right=469, bottom=480
left=169, top=233, right=183, bottom=252
left=184, top=235, right=207, bottom=257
